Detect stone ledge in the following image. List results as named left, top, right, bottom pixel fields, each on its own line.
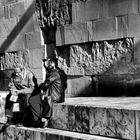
left=0, top=124, right=119, bottom=140
left=51, top=97, right=140, bottom=140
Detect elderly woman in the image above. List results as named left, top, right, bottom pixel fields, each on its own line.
left=5, top=64, right=35, bottom=126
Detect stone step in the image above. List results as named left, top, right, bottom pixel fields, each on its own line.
left=50, top=97, right=140, bottom=140
left=0, top=124, right=120, bottom=140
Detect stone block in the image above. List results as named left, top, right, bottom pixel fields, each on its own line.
left=1, top=0, right=16, bottom=5
left=94, top=17, right=117, bottom=41
left=0, top=91, right=8, bottom=122
left=86, top=21, right=94, bottom=42
left=7, top=35, right=25, bottom=52
left=65, top=23, right=88, bottom=44
left=67, top=67, right=85, bottom=76
left=9, top=1, right=25, bottom=18
left=89, top=108, right=135, bottom=140
left=117, top=15, right=128, bottom=38
left=0, top=6, right=4, bottom=20
left=68, top=105, right=76, bottom=131
left=72, top=0, right=101, bottom=23
left=33, top=13, right=40, bottom=32
left=136, top=111, right=140, bottom=140
left=52, top=104, right=69, bottom=130
left=56, top=23, right=89, bottom=46
left=46, top=43, right=56, bottom=58
left=30, top=68, right=43, bottom=80
left=56, top=26, right=65, bottom=46
left=102, top=0, right=138, bottom=18
left=0, top=17, right=17, bottom=38
left=75, top=106, right=83, bottom=132
left=4, top=5, right=10, bottom=19
left=128, top=14, right=140, bottom=37
left=68, top=76, right=93, bottom=97
left=139, top=0, right=140, bottom=12
left=18, top=16, right=35, bottom=35
left=84, top=0, right=100, bottom=21
left=81, top=106, right=89, bottom=133
left=29, top=48, right=44, bottom=69
left=0, top=35, right=24, bottom=53
left=25, top=32, right=41, bottom=49
left=0, top=38, right=6, bottom=52
left=72, top=2, right=86, bottom=23
left=134, top=37, right=140, bottom=65
left=24, top=0, right=35, bottom=10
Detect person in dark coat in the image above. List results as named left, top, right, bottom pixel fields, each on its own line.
left=5, top=65, right=35, bottom=126
left=29, top=57, right=67, bottom=128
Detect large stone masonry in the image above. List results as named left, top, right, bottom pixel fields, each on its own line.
left=41, top=0, right=140, bottom=97
left=1, top=0, right=140, bottom=97
left=0, top=0, right=43, bottom=91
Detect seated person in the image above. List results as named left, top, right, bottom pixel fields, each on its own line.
left=29, top=57, right=67, bottom=128
left=5, top=64, right=35, bottom=126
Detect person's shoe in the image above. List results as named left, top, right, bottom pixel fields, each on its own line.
left=41, top=118, right=49, bottom=128
left=16, top=123, right=23, bottom=127
left=5, top=117, right=12, bottom=126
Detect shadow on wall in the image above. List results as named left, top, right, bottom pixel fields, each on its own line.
left=0, top=1, right=35, bottom=91
left=0, top=70, right=13, bottom=91
left=93, top=38, right=140, bottom=97
left=65, top=38, right=140, bottom=97
left=0, top=1, right=35, bottom=52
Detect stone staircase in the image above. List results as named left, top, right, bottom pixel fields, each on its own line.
left=0, top=92, right=139, bottom=139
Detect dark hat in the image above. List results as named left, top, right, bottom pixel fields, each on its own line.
left=42, top=57, right=58, bottom=63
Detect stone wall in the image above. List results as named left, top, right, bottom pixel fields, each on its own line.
left=1, top=0, right=140, bottom=97
left=45, top=0, right=140, bottom=97
left=0, top=0, right=43, bottom=91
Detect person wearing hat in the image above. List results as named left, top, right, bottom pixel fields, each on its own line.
left=29, top=57, right=67, bottom=128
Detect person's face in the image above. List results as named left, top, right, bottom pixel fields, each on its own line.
left=14, top=68, right=22, bottom=77
left=47, top=60, right=55, bottom=70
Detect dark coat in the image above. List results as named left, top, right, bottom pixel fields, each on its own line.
left=39, top=69, right=64, bottom=103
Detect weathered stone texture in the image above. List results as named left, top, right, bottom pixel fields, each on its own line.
left=134, top=37, right=140, bottom=65
left=18, top=16, right=35, bottom=35
left=68, top=76, right=92, bottom=97
left=30, top=68, right=43, bottom=80
left=4, top=5, right=10, bottom=18
left=52, top=104, right=69, bottom=130
left=136, top=111, right=140, bottom=140
left=28, top=48, right=44, bottom=68
left=89, top=108, right=135, bottom=140
left=128, top=14, right=140, bottom=37
left=117, top=16, right=128, bottom=38
left=94, top=17, right=117, bottom=41
left=0, top=6, right=4, bottom=19
left=56, top=23, right=89, bottom=46
left=72, top=0, right=101, bottom=23
left=9, top=1, right=25, bottom=18
left=72, top=0, right=138, bottom=23
left=102, top=0, right=138, bottom=19
left=0, top=51, right=29, bottom=70
left=1, top=0, right=16, bottom=5
left=69, top=38, right=133, bottom=75
left=56, top=16, right=131, bottom=46
left=0, top=18, right=17, bottom=38
left=25, top=32, right=41, bottom=49
left=24, top=0, right=35, bottom=9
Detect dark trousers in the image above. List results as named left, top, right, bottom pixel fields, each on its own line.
left=5, top=93, right=27, bottom=118
left=28, top=94, right=42, bottom=122
left=29, top=94, right=53, bottom=123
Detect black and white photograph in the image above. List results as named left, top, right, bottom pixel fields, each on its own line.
left=0, top=0, right=139, bottom=139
